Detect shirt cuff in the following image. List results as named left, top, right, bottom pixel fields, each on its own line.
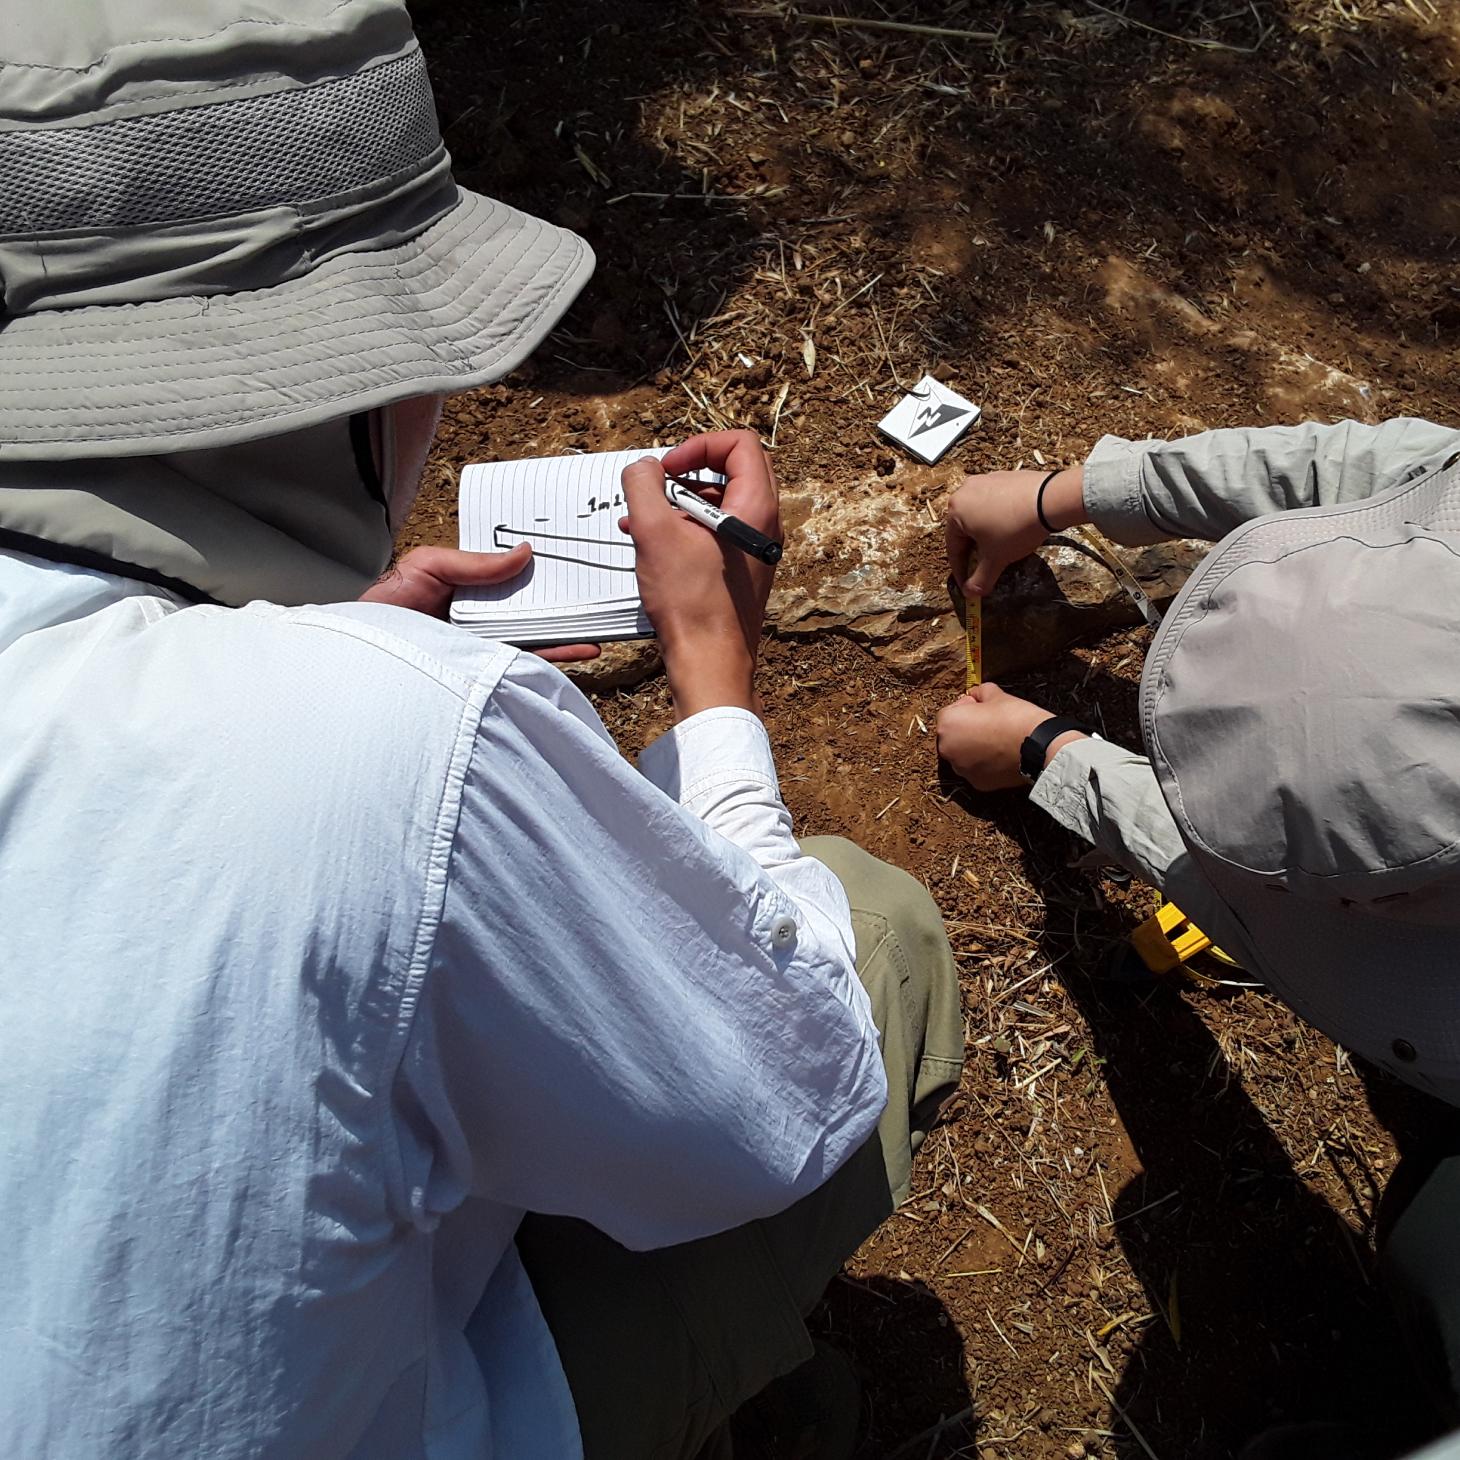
left=1029, top=733, right=1128, bottom=843
left=1083, top=435, right=1169, bottom=546
left=638, top=706, right=780, bottom=813
left=1029, top=733, right=1196, bottom=898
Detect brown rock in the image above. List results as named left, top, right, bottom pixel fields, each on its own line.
left=773, top=532, right=1205, bottom=692
left=565, top=471, right=1206, bottom=697
left=564, top=638, right=662, bottom=692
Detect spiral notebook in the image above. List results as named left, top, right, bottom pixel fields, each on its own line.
left=450, top=448, right=721, bottom=646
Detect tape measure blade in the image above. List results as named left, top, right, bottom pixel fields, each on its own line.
left=1073, top=527, right=1164, bottom=627
left=969, top=593, right=982, bottom=686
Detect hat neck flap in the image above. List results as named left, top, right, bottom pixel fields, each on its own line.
left=0, top=419, right=392, bottom=606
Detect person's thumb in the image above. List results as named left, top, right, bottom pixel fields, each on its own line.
left=965, top=553, right=1004, bottom=598
left=621, top=456, right=673, bottom=541
left=429, top=544, right=532, bottom=585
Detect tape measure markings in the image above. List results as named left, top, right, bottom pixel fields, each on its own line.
left=966, top=592, right=982, bottom=688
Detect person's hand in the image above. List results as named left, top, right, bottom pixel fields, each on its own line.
left=935, top=683, right=1084, bottom=790
left=946, top=466, right=1086, bottom=598
left=621, top=429, right=781, bottom=719
left=358, top=544, right=600, bottom=664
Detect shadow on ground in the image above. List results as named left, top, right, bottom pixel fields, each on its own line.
left=410, top=3, right=1460, bottom=1455
left=969, top=651, right=1456, bottom=1459
left=415, top=0, right=1460, bottom=456
left=813, top=1275, right=977, bottom=1457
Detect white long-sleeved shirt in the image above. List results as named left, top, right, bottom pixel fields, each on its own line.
left=0, top=548, right=886, bottom=1459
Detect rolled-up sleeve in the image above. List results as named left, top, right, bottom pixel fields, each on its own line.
left=397, top=664, right=886, bottom=1253
left=1083, top=417, right=1460, bottom=546
left=1030, top=737, right=1188, bottom=890
left=1030, top=737, right=1246, bottom=954
left=638, top=707, right=862, bottom=1003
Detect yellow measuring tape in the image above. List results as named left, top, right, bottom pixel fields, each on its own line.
left=967, top=591, right=982, bottom=688
left=950, top=528, right=1157, bottom=693
left=949, top=578, right=981, bottom=687
left=1130, top=901, right=1240, bottom=975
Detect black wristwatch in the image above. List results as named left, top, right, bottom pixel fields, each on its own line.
left=1019, top=715, right=1095, bottom=783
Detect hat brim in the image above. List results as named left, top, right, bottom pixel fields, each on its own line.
left=1202, top=882, right=1460, bottom=1100
left=1138, top=456, right=1460, bottom=1100
left=0, top=188, right=594, bottom=460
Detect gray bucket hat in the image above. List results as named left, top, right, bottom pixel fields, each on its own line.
left=1140, top=452, right=1460, bottom=1098
left=0, top=0, right=594, bottom=460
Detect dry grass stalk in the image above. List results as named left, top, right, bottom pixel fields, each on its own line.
left=731, top=5, right=999, bottom=43
left=1084, top=0, right=1269, bottom=53
left=1093, top=1372, right=1164, bottom=1460
left=986, top=1306, right=1020, bottom=1357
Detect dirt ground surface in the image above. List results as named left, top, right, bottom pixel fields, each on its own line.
left=406, top=3, right=1460, bottom=1456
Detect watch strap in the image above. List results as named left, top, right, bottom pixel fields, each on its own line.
left=1020, top=714, right=1094, bottom=782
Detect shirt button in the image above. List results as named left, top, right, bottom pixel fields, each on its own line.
left=770, top=915, right=798, bottom=950
left=1392, top=1038, right=1418, bottom=1063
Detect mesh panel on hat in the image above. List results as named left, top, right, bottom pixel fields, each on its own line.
left=0, top=50, right=440, bottom=236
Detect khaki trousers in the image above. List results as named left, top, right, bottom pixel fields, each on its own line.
left=513, top=837, right=965, bottom=1460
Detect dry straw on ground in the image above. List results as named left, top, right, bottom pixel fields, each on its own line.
left=411, top=2, right=1460, bottom=1454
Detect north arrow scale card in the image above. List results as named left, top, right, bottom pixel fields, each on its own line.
left=878, top=375, right=981, bottom=464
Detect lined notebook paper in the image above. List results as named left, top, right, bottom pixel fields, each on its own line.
left=450, top=448, right=720, bottom=646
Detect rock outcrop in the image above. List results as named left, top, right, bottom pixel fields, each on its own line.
left=773, top=534, right=1206, bottom=691
left=568, top=469, right=1206, bottom=695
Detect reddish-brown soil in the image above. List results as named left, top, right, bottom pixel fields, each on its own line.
left=407, top=3, right=1460, bottom=1455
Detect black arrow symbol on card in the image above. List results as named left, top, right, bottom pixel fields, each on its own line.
left=909, top=400, right=970, bottom=438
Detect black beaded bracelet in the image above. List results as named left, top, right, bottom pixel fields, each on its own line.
left=1035, top=468, right=1062, bottom=535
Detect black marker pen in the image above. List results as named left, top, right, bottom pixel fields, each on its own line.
left=664, top=473, right=784, bottom=566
